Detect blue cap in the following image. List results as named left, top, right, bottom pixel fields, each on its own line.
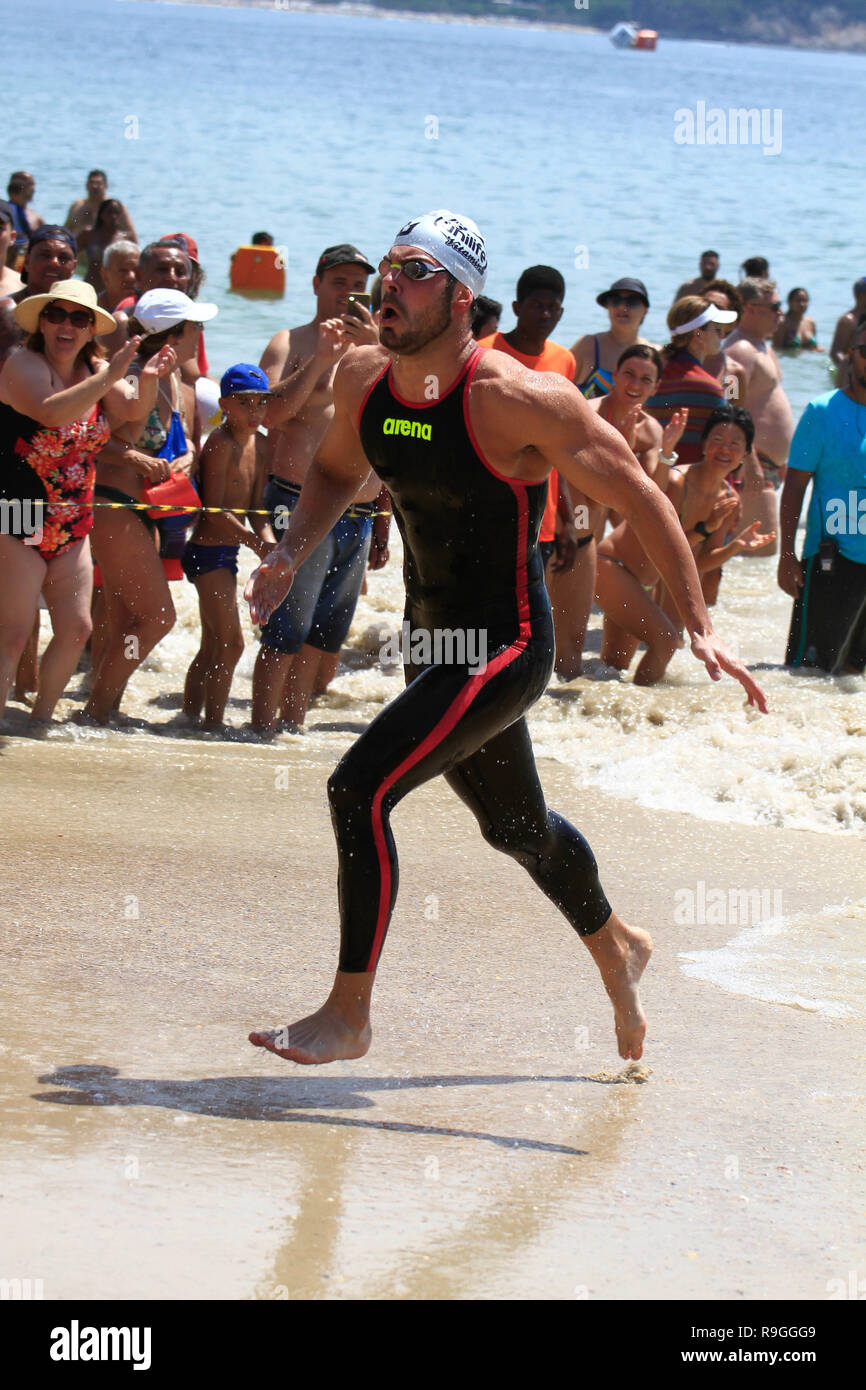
left=220, top=363, right=270, bottom=396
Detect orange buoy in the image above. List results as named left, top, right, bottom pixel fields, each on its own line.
left=634, top=29, right=658, bottom=50
left=230, top=244, right=285, bottom=294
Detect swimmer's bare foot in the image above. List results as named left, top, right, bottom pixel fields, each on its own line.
left=583, top=913, right=653, bottom=1060
left=250, top=970, right=374, bottom=1065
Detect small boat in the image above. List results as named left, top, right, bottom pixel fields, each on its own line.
left=609, top=21, right=638, bottom=47
left=609, top=22, right=658, bottom=50
left=229, top=244, right=285, bottom=295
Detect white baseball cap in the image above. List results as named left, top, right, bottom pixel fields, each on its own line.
left=134, top=288, right=218, bottom=333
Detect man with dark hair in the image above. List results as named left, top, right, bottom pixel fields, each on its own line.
left=5, top=172, right=44, bottom=258
left=5, top=226, right=77, bottom=307
left=740, top=256, right=770, bottom=280
left=479, top=264, right=585, bottom=675
left=251, top=242, right=388, bottom=733
left=245, top=209, right=766, bottom=1069
left=470, top=294, right=501, bottom=339
left=65, top=170, right=137, bottom=243
left=673, top=249, right=720, bottom=303
left=780, top=314, right=866, bottom=674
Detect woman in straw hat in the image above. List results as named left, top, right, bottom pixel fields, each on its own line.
left=0, top=279, right=172, bottom=724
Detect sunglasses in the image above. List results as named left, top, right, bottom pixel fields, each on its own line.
left=41, top=304, right=95, bottom=329
left=761, top=301, right=782, bottom=312
left=607, top=293, right=644, bottom=308
left=379, top=257, right=449, bottom=283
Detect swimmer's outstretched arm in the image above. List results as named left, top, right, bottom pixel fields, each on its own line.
left=244, top=350, right=378, bottom=626
left=481, top=371, right=768, bottom=711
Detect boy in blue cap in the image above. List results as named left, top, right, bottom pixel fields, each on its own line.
left=182, top=363, right=277, bottom=729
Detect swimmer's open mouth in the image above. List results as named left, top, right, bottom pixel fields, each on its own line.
left=380, top=305, right=400, bottom=323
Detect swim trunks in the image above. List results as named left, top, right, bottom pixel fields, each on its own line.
left=181, top=541, right=240, bottom=582
left=259, top=477, right=372, bottom=655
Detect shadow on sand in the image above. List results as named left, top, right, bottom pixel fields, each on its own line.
left=30, top=1064, right=637, bottom=1157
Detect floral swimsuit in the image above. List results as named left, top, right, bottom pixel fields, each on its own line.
left=1, top=400, right=110, bottom=558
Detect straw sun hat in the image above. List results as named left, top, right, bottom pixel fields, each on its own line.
left=13, top=278, right=118, bottom=336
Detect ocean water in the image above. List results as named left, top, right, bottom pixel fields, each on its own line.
left=5, top=0, right=866, bottom=1015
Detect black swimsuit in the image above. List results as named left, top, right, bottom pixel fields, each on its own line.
left=329, top=346, right=611, bottom=973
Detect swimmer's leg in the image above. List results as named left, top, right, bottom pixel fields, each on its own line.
left=250, top=650, right=548, bottom=1064
left=445, top=720, right=652, bottom=1059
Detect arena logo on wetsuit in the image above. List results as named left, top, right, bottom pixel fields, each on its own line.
left=382, top=417, right=432, bottom=441
left=379, top=620, right=488, bottom=674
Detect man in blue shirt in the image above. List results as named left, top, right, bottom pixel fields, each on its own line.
left=779, top=315, right=866, bottom=672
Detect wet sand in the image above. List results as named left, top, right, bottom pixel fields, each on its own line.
left=1, top=732, right=864, bottom=1300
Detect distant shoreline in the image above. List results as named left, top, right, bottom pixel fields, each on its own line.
left=129, top=0, right=866, bottom=52
left=127, top=0, right=597, bottom=38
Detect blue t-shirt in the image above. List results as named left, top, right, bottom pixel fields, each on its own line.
left=791, top=389, right=866, bottom=564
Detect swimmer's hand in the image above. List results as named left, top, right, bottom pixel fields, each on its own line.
left=662, top=407, right=688, bottom=457
left=777, top=551, right=804, bottom=597
left=245, top=549, right=296, bottom=626
left=690, top=631, right=769, bottom=712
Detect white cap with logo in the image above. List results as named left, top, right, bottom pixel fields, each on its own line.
left=393, top=210, right=487, bottom=298
left=135, top=288, right=218, bottom=333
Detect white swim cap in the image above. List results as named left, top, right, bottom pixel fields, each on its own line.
left=392, top=210, right=487, bottom=298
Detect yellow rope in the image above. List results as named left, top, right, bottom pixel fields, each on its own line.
left=44, top=501, right=392, bottom=518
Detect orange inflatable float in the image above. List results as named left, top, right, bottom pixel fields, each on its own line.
left=230, top=244, right=285, bottom=294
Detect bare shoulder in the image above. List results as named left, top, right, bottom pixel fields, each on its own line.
left=333, top=344, right=391, bottom=409
left=636, top=411, right=662, bottom=446
left=723, top=333, right=755, bottom=365
left=2, top=345, right=49, bottom=387
left=569, top=333, right=594, bottom=361
left=201, top=425, right=235, bottom=466
left=260, top=328, right=291, bottom=374
left=471, top=350, right=591, bottom=435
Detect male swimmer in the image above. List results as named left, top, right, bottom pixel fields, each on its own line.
left=246, top=211, right=768, bottom=1066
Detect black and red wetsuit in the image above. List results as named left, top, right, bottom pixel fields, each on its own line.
left=329, top=345, right=611, bottom=972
